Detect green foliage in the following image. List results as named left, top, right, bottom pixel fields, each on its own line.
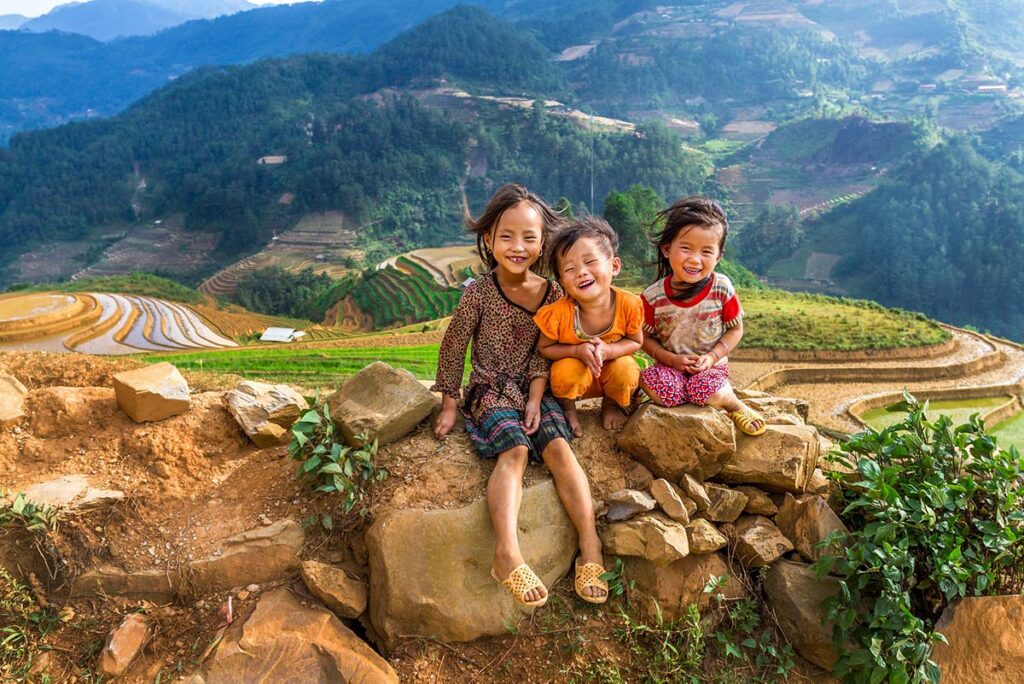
left=735, top=205, right=803, bottom=275
left=598, top=557, right=634, bottom=599
left=287, top=399, right=387, bottom=520
left=819, top=136, right=1024, bottom=339
left=236, top=266, right=334, bottom=319
left=603, top=185, right=665, bottom=268
left=0, top=492, right=58, bottom=535
left=6, top=272, right=203, bottom=304
left=0, top=566, right=58, bottom=682
left=814, top=392, right=1024, bottom=683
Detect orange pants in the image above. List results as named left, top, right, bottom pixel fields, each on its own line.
left=549, top=355, right=641, bottom=408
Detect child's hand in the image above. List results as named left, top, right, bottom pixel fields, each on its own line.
left=670, top=353, right=699, bottom=373
left=434, top=404, right=458, bottom=440
left=575, top=342, right=604, bottom=378
left=523, top=399, right=541, bottom=435
left=691, top=353, right=716, bottom=372
left=590, top=339, right=611, bottom=367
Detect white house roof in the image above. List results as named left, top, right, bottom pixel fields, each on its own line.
left=260, top=327, right=300, bottom=342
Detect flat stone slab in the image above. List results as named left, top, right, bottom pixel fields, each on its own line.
left=22, top=474, right=123, bottom=511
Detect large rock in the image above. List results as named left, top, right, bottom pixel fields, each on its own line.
left=744, top=396, right=809, bottom=423
left=685, top=519, right=728, bottom=554
left=736, top=486, right=778, bottom=516
left=327, top=361, right=436, bottom=447
left=650, top=479, right=691, bottom=523
left=932, top=595, right=1024, bottom=683
left=113, top=363, right=190, bottom=423
left=366, top=481, right=576, bottom=648
left=704, top=483, right=748, bottom=523
left=300, top=560, right=368, bottom=619
left=618, top=404, right=735, bottom=481
left=0, top=370, right=27, bottom=427
left=624, top=552, right=746, bottom=621
left=732, top=515, right=793, bottom=568
left=764, top=560, right=840, bottom=670
left=226, top=381, right=308, bottom=447
left=601, top=512, right=690, bottom=566
left=22, top=474, right=123, bottom=511
left=775, top=494, right=848, bottom=562
left=197, top=587, right=398, bottom=683
left=679, top=474, right=712, bottom=511
left=73, top=519, right=304, bottom=601
left=606, top=489, right=657, bottom=522
left=718, top=424, right=820, bottom=493
left=97, top=613, right=151, bottom=677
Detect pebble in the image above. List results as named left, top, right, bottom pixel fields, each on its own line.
left=236, top=590, right=250, bottom=601
left=13, top=427, right=20, bottom=434
left=245, top=584, right=259, bottom=593
left=94, top=526, right=103, bottom=533
left=258, top=514, right=272, bottom=526
left=147, top=547, right=156, bottom=557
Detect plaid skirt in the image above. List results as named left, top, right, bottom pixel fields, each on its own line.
left=464, top=394, right=573, bottom=462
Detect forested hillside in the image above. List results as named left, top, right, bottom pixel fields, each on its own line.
left=812, top=137, right=1024, bottom=338
left=0, top=6, right=706, bottom=282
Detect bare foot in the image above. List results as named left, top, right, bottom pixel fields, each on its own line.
left=601, top=397, right=628, bottom=430
left=493, top=551, right=547, bottom=604
left=565, top=406, right=584, bottom=437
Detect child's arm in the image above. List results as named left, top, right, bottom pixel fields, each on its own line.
left=691, top=320, right=744, bottom=372
left=432, top=286, right=481, bottom=439
left=539, top=334, right=603, bottom=377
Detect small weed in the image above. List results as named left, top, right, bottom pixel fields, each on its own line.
left=599, top=557, right=634, bottom=600
left=0, top=492, right=58, bottom=535
left=0, top=566, right=58, bottom=681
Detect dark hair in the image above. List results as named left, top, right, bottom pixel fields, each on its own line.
left=465, top=183, right=563, bottom=274
left=546, top=215, right=619, bottom=275
left=650, top=196, right=728, bottom=280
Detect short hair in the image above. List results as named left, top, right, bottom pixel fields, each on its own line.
left=547, top=215, right=619, bottom=274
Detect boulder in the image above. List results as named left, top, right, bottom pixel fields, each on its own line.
left=605, top=489, right=657, bottom=522
left=732, top=515, right=793, bottom=568
left=764, top=560, right=840, bottom=670
left=366, top=481, right=575, bottom=648
left=744, top=396, right=809, bottom=423
left=0, top=370, right=27, bottom=427
left=327, top=361, right=436, bottom=447
left=22, top=474, right=123, bottom=511
left=97, top=613, right=151, bottom=677
left=113, top=363, right=190, bottom=423
left=300, top=560, right=368, bottom=619
left=226, top=381, right=308, bottom=447
left=601, top=512, right=690, bottom=566
left=623, top=552, right=745, bottom=621
left=775, top=494, right=848, bottom=562
left=198, top=587, right=398, bottom=683
left=735, top=486, right=778, bottom=516
left=617, top=404, right=735, bottom=481
left=685, top=519, right=728, bottom=554
left=932, top=595, right=1024, bottom=684
left=650, top=479, right=690, bottom=523
left=679, top=474, right=712, bottom=512
left=718, top=424, right=820, bottom=493
left=703, top=483, right=748, bottom=523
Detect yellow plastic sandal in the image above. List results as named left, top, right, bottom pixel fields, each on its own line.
left=491, top=564, right=548, bottom=608
left=729, top=408, right=767, bottom=436
left=575, top=561, right=609, bottom=605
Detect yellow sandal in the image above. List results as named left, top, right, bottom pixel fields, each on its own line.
left=729, top=407, right=767, bottom=436
left=491, top=564, right=548, bottom=608
left=575, top=560, right=609, bottom=605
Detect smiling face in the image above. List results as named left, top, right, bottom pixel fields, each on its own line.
left=557, top=236, right=620, bottom=305
left=662, top=224, right=723, bottom=285
left=484, top=201, right=544, bottom=275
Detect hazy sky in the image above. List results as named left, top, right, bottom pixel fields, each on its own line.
left=0, top=0, right=322, bottom=18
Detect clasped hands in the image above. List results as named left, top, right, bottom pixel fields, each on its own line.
left=665, top=351, right=717, bottom=374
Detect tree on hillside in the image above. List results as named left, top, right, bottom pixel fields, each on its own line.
left=603, top=184, right=664, bottom=268
left=735, top=205, right=803, bottom=274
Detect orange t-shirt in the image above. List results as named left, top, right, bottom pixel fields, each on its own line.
left=533, top=286, right=644, bottom=345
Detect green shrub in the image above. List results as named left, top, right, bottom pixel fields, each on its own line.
left=815, top=392, right=1024, bottom=683
left=287, top=399, right=388, bottom=527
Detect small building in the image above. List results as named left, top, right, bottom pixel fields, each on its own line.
left=259, top=327, right=306, bottom=343
left=257, top=155, right=288, bottom=166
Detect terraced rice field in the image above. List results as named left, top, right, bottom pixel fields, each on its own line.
left=0, top=292, right=237, bottom=354
left=351, top=263, right=464, bottom=329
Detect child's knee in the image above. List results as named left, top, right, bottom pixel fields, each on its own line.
left=495, top=446, right=530, bottom=472
left=601, top=356, right=641, bottom=405
left=540, top=437, right=576, bottom=472
left=550, top=357, right=593, bottom=399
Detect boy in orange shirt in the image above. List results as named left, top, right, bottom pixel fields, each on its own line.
left=534, top=216, right=643, bottom=434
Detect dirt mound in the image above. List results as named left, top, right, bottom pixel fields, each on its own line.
left=0, top=350, right=143, bottom=389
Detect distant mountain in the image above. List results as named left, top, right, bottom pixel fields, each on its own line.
left=0, top=14, right=26, bottom=29
left=20, top=0, right=252, bottom=41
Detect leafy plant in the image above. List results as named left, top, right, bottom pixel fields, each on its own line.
left=599, top=557, right=634, bottom=599
left=287, top=398, right=387, bottom=523
left=814, top=392, right=1024, bottom=683
left=0, top=566, right=58, bottom=681
left=0, top=493, right=58, bottom=535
